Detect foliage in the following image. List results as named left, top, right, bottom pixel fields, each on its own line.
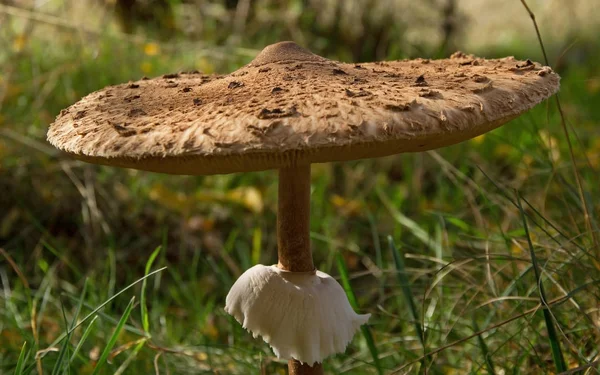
left=1, top=0, right=599, bottom=373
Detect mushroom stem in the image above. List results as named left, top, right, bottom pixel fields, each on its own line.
left=277, top=164, right=313, bottom=272
left=278, top=164, right=323, bottom=374
left=288, top=359, right=324, bottom=375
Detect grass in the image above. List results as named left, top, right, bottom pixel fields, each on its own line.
left=1, top=0, right=600, bottom=374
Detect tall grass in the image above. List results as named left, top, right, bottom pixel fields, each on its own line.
left=1, top=0, right=599, bottom=374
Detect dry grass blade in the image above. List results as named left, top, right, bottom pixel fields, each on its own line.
left=70, top=316, right=98, bottom=364
left=153, top=352, right=162, bottom=375
left=41, top=267, right=167, bottom=355
left=90, top=297, right=135, bottom=375
left=516, top=191, right=567, bottom=372
left=388, top=237, right=425, bottom=348
left=519, top=0, right=599, bottom=260
left=390, top=292, right=578, bottom=374
left=2, top=0, right=598, bottom=373
left=335, top=253, right=383, bottom=374
left=0, top=3, right=259, bottom=59
left=557, top=359, right=600, bottom=375
left=0, top=247, right=29, bottom=289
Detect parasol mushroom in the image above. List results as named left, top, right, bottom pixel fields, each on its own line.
left=47, top=41, right=560, bottom=374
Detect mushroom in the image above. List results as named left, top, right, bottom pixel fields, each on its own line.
left=225, top=265, right=370, bottom=366
left=47, top=42, right=560, bottom=374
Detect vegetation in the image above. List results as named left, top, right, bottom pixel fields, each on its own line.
left=1, top=0, right=599, bottom=373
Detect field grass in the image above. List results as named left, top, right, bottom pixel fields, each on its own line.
left=1, top=1, right=599, bottom=374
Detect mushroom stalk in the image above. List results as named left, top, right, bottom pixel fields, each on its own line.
left=278, top=164, right=323, bottom=375
left=288, top=359, right=324, bottom=375
left=277, top=164, right=313, bottom=272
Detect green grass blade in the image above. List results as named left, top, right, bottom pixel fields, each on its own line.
left=63, top=296, right=146, bottom=337
left=478, top=166, right=587, bottom=253
left=20, top=209, right=82, bottom=278
left=388, top=236, right=424, bottom=347
left=516, top=191, right=567, bottom=373
left=251, top=226, right=262, bottom=265
left=107, top=246, right=117, bottom=303
left=141, top=246, right=162, bottom=335
left=377, top=189, right=436, bottom=252
left=51, top=300, right=72, bottom=375
left=335, top=253, right=383, bottom=375
left=60, top=277, right=91, bottom=367
left=472, top=316, right=496, bottom=374
left=48, top=267, right=167, bottom=349
left=91, top=297, right=136, bottom=375
left=70, top=315, right=99, bottom=364
left=71, top=278, right=88, bottom=331
left=366, top=210, right=385, bottom=300
left=14, top=341, right=28, bottom=375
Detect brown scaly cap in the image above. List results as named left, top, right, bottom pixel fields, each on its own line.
left=47, top=42, right=560, bottom=175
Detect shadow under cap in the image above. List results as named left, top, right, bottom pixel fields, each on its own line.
left=47, top=42, right=560, bottom=176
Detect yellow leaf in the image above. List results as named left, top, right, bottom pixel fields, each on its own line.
left=538, top=130, right=560, bottom=162
left=494, top=144, right=513, bottom=158
left=330, top=194, right=361, bottom=216
left=143, top=42, right=160, bottom=56
left=149, top=184, right=190, bottom=213
left=226, top=186, right=264, bottom=213
left=195, top=351, right=209, bottom=361
left=471, top=134, right=485, bottom=144
left=201, top=323, right=219, bottom=340
left=13, top=34, right=27, bottom=52
left=441, top=366, right=460, bottom=375
left=587, top=78, right=600, bottom=94
left=140, top=61, right=153, bottom=75
left=510, top=243, right=522, bottom=256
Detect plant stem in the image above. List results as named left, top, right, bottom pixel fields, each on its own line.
left=277, top=164, right=322, bottom=375
left=288, top=359, right=323, bottom=375
left=277, top=164, right=314, bottom=272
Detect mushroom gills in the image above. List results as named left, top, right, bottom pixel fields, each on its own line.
left=225, top=264, right=371, bottom=366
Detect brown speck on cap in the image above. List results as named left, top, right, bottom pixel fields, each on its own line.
left=414, top=74, right=427, bottom=86
left=228, top=81, right=244, bottom=89
left=48, top=41, right=560, bottom=176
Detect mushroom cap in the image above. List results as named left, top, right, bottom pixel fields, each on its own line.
left=225, top=264, right=370, bottom=365
left=48, top=42, right=560, bottom=175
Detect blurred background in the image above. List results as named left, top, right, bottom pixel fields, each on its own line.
left=1, top=0, right=599, bottom=374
